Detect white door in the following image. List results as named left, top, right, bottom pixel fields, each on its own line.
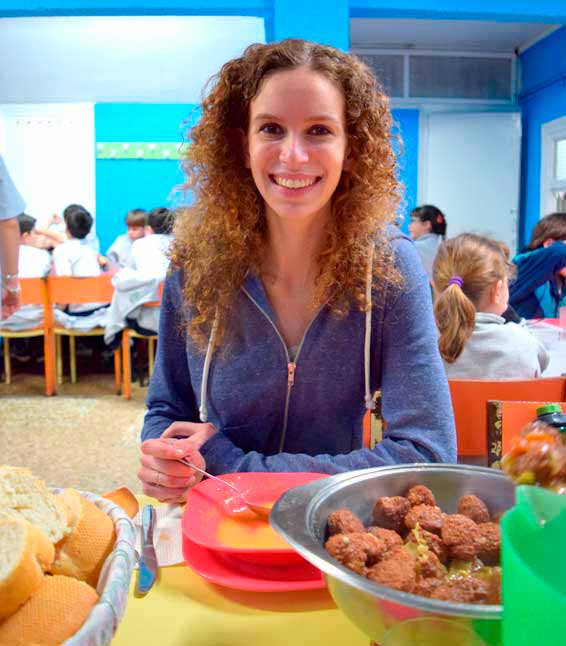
left=0, top=103, right=95, bottom=232
left=419, top=111, right=521, bottom=255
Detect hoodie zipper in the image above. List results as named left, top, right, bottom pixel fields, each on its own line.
left=242, top=286, right=320, bottom=453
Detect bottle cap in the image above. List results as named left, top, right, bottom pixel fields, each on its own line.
left=536, top=403, right=563, bottom=416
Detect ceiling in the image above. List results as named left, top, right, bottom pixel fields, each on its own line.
left=350, top=19, right=559, bottom=53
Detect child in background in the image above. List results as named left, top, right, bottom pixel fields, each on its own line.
left=433, top=233, right=549, bottom=379
left=16, top=213, right=51, bottom=279
left=408, top=204, right=447, bottom=282
left=128, top=207, right=174, bottom=278
left=106, top=208, right=147, bottom=268
left=509, top=212, right=566, bottom=319
left=52, top=205, right=101, bottom=313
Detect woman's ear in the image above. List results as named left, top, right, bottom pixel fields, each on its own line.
left=226, top=128, right=250, bottom=168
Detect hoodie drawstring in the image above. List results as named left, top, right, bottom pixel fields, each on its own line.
left=199, top=312, right=218, bottom=423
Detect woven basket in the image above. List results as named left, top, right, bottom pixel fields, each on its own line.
left=53, top=489, right=137, bottom=646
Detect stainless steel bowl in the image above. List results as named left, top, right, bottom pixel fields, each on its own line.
left=270, top=464, right=516, bottom=646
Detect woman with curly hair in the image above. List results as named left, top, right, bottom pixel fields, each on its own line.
left=138, top=39, right=456, bottom=502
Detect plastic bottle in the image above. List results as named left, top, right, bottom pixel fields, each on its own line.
left=536, top=404, right=566, bottom=433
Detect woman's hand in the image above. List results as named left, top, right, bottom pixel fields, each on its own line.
left=138, top=422, right=218, bottom=503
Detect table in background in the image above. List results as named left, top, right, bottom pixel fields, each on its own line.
left=527, top=318, right=566, bottom=377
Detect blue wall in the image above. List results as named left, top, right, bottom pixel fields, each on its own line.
left=519, top=26, right=566, bottom=246
left=95, top=103, right=199, bottom=253
left=392, top=109, right=419, bottom=231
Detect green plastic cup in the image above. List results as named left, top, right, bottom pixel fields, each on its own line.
left=501, top=486, right=566, bottom=646
left=381, top=617, right=485, bottom=646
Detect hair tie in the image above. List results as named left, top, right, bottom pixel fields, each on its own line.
left=448, top=275, right=464, bottom=288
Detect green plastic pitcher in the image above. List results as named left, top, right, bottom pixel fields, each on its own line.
left=501, top=486, right=566, bottom=646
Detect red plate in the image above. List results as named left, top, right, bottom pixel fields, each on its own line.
left=182, top=472, right=327, bottom=566
left=182, top=534, right=326, bottom=592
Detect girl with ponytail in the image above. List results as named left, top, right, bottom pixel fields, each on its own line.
left=433, top=233, right=549, bottom=379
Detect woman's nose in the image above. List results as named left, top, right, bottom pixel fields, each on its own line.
left=279, top=135, right=309, bottom=165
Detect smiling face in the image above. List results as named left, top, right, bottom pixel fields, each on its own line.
left=244, top=66, right=350, bottom=226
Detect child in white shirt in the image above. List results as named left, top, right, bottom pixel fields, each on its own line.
left=52, top=205, right=101, bottom=313
left=433, top=233, right=549, bottom=379
left=128, top=207, right=174, bottom=279
left=106, top=208, right=147, bottom=268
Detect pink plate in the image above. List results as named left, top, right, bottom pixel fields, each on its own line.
left=182, top=472, right=327, bottom=565
left=182, top=534, right=326, bottom=592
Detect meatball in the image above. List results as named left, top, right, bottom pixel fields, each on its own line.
left=327, top=509, right=365, bottom=536
left=413, top=576, right=442, bottom=598
left=372, top=496, right=410, bottom=534
left=406, top=485, right=436, bottom=507
left=458, top=495, right=490, bottom=524
left=367, top=526, right=403, bottom=552
left=325, top=532, right=386, bottom=575
left=367, top=548, right=417, bottom=593
left=416, top=549, right=444, bottom=579
left=441, top=514, right=481, bottom=561
left=476, top=522, right=500, bottom=566
left=431, top=576, right=491, bottom=604
left=404, top=504, right=444, bottom=535
left=406, top=527, right=448, bottom=564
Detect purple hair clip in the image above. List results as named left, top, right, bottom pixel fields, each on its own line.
left=448, top=275, right=464, bottom=288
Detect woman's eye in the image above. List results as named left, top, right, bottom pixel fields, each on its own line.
left=309, top=125, right=331, bottom=136
left=259, top=123, right=283, bottom=135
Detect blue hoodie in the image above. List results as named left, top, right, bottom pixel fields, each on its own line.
left=510, top=242, right=566, bottom=319
left=142, top=230, right=457, bottom=473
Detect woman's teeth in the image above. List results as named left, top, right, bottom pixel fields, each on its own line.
left=273, top=176, right=317, bottom=189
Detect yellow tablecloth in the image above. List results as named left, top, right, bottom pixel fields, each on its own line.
left=112, top=497, right=368, bottom=646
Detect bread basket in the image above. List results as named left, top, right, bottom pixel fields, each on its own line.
left=52, top=489, right=137, bottom=646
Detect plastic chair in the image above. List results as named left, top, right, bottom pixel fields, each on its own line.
left=448, top=377, right=566, bottom=461
left=0, top=277, right=55, bottom=394
left=121, top=282, right=163, bottom=400
left=45, top=275, right=121, bottom=394
left=486, top=399, right=566, bottom=467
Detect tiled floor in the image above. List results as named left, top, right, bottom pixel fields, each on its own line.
left=0, top=373, right=147, bottom=494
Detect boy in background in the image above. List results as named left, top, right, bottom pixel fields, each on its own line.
left=128, top=207, right=174, bottom=278
left=17, top=213, right=51, bottom=279
left=52, top=205, right=101, bottom=314
left=106, top=208, right=147, bottom=268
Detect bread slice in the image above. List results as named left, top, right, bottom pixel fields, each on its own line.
left=102, top=486, right=139, bottom=518
left=0, top=574, right=98, bottom=646
left=0, top=466, right=69, bottom=543
left=0, top=518, right=55, bottom=621
left=52, top=488, right=116, bottom=587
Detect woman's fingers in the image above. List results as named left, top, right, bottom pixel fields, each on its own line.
left=138, top=465, right=196, bottom=489
left=140, top=480, right=189, bottom=503
left=139, top=453, right=196, bottom=479
left=162, top=421, right=213, bottom=439
left=141, top=438, right=186, bottom=460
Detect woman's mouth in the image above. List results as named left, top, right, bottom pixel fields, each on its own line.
left=270, top=175, right=321, bottom=190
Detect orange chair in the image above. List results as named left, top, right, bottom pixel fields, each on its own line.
left=486, top=400, right=566, bottom=467
left=1, top=278, right=54, bottom=393
left=45, top=275, right=121, bottom=394
left=121, top=282, right=164, bottom=400
left=448, top=377, right=566, bottom=462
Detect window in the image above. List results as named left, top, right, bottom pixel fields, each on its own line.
left=541, top=117, right=566, bottom=215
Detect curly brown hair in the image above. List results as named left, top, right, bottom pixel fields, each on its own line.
left=172, top=38, right=402, bottom=350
